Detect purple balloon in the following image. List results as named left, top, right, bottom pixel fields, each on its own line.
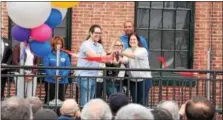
left=11, top=25, right=31, bottom=42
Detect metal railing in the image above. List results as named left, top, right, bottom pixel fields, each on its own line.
left=1, top=65, right=223, bottom=117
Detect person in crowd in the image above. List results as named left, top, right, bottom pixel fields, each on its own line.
left=1, top=96, right=32, bottom=120
left=118, top=33, right=152, bottom=105
left=179, top=96, right=216, bottom=120
left=120, top=21, right=151, bottom=106
left=1, top=37, right=12, bottom=100
left=105, top=39, right=126, bottom=96
left=43, top=36, right=71, bottom=104
left=81, top=99, right=112, bottom=119
left=108, top=92, right=129, bottom=117
left=151, top=108, right=173, bottom=120
left=12, top=42, right=38, bottom=98
left=76, top=24, right=111, bottom=107
left=157, top=100, right=180, bottom=120
left=34, top=109, right=58, bottom=120
left=115, top=103, right=154, bottom=120
left=58, top=99, right=81, bottom=120
left=25, top=96, right=43, bottom=115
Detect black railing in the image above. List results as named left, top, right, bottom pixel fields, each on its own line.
left=1, top=65, right=223, bottom=117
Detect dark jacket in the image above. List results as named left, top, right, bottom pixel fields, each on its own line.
left=12, top=43, right=38, bottom=74
left=1, top=37, right=12, bottom=73
left=105, top=53, right=121, bottom=78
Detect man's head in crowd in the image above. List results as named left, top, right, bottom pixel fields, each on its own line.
left=115, top=103, right=154, bottom=120
left=25, top=96, right=43, bottom=115
left=185, top=96, right=215, bottom=120
left=108, top=92, right=129, bottom=116
left=34, top=109, right=58, bottom=120
left=151, top=108, right=173, bottom=120
left=1, top=96, right=32, bottom=120
left=157, top=100, right=180, bottom=120
left=59, top=99, right=80, bottom=119
left=81, top=99, right=112, bottom=120
left=123, top=21, right=134, bottom=36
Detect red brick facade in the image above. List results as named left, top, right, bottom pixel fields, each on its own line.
left=1, top=2, right=222, bottom=116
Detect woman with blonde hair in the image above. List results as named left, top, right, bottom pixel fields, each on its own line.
left=43, top=36, right=71, bottom=104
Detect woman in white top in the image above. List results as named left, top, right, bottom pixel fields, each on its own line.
left=119, top=33, right=152, bottom=105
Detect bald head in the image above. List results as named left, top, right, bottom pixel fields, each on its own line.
left=60, top=99, right=79, bottom=116
left=123, top=21, right=134, bottom=35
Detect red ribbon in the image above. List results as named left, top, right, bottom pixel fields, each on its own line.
left=157, top=56, right=196, bottom=77
left=61, top=48, right=113, bottom=63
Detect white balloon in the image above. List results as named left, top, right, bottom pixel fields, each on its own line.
left=7, top=2, right=51, bottom=28
left=52, top=7, right=67, bottom=19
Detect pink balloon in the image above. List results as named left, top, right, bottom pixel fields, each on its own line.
left=31, top=24, right=52, bottom=42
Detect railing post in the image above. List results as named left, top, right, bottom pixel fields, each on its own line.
left=212, top=72, right=216, bottom=108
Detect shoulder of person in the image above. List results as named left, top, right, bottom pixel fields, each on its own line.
left=138, top=47, right=148, bottom=52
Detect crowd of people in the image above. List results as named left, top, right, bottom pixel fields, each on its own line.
left=1, top=94, right=216, bottom=120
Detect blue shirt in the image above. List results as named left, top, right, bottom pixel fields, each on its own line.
left=43, top=51, right=71, bottom=84
left=76, top=39, right=104, bottom=76
left=120, top=34, right=149, bottom=52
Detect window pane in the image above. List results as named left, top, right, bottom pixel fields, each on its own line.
left=136, top=29, right=148, bottom=41
left=163, top=52, right=174, bottom=69
left=176, top=11, right=189, bottom=29
left=149, top=30, right=161, bottom=49
left=163, top=31, right=174, bottom=50
left=163, top=10, right=175, bottom=29
left=175, top=51, right=188, bottom=68
left=176, top=31, right=188, bottom=50
left=57, top=17, right=67, bottom=27
left=150, top=10, right=162, bottom=29
left=149, top=51, right=161, bottom=68
left=138, top=2, right=150, bottom=7
left=177, top=2, right=188, bottom=8
left=164, top=2, right=176, bottom=8
left=151, top=2, right=163, bottom=8
left=54, top=27, right=66, bottom=37
left=136, top=9, right=149, bottom=28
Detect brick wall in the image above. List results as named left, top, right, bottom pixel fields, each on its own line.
left=71, top=2, right=135, bottom=64
left=1, top=2, right=8, bottom=38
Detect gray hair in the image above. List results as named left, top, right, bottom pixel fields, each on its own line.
left=60, top=99, right=79, bottom=116
left=25, top=96, right=43, bottom=115
left=81, top=99, right=112, bottom=120
left=1, top=96, right=32, bottom=120
left=157, top=101, right=180, bottom=120
left=115, top=103, right=154, bottom=120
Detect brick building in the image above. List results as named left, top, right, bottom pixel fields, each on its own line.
left=1, top=1, right=222, bottom=109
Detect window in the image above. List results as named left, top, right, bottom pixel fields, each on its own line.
left=135, top=2, right=194, bottom=69
left=8, top=8, right=72, bottom=50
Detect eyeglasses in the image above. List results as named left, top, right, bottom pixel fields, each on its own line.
left=115, top=44, right=123, bottom=47
left=94, top=32, right=102, bottom=35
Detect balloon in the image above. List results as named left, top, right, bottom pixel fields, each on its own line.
left=45, top=8, right=63, bottom=28
left=11, top=25, right=31, bottom=42
left=7, top=2, right=51, bottom=28
left=51, top=2, right=80, bottom=8
left=29, top=41, right=52, bottom=58
left=52, top=7, right=67, bottom=20
left=31, top=24, right=52, bottom=42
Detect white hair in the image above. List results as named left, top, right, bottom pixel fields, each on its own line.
left=115, top=103, right=154, bottom=120
left=60, top=99, right=79, bottom=116
left=157, top=101, right=180, bottom=120
left=81, top=99, right=112, bottom=120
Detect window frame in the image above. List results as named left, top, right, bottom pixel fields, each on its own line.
left=134, top=1, right=195, bottom=69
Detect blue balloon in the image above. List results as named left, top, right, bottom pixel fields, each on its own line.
left=45, top=8, right=62, bottom=28
left=29, top=40, right=52, bottom=58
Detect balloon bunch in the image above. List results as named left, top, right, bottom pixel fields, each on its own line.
left=7, top=2, right=79, bottom=58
